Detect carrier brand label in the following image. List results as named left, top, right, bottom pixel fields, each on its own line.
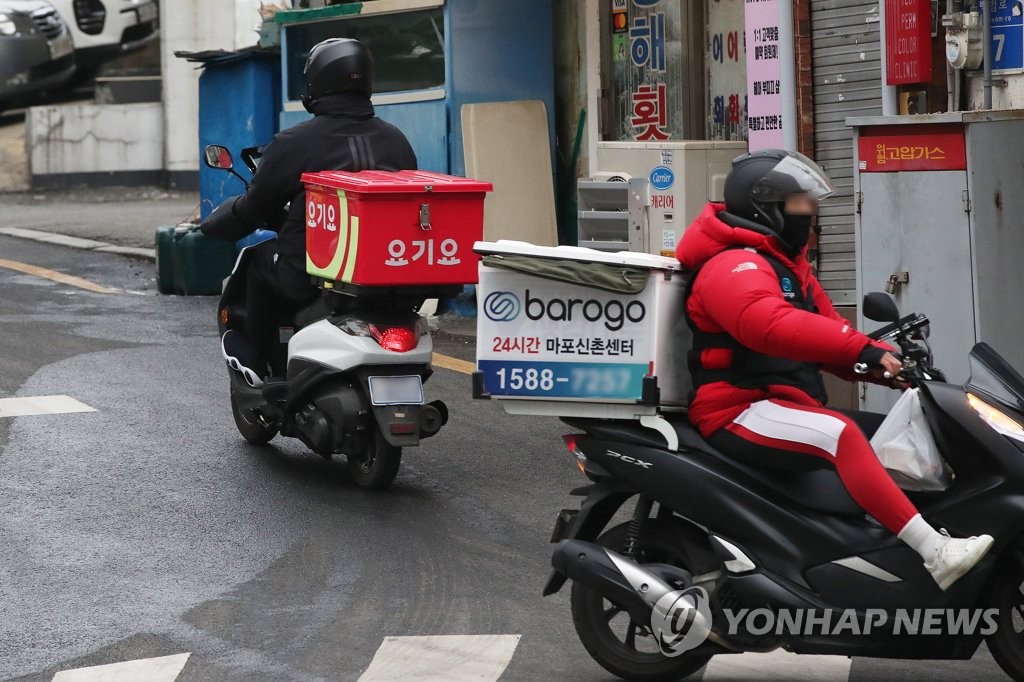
left=650, top=166, right=675, bottom=190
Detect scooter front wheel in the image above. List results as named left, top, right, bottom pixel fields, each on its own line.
left=230, top=384, right=278, bottom=445
left=987, top=558, right=1024, bottom=681
left=347, top=429, right=402, bottom=490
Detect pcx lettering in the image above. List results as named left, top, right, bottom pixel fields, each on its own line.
left=606, top=450, right=653, bottom=469
left=525, top=289, right=646, bottom=332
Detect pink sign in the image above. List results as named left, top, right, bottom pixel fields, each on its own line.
left=745, top=0, right=784, bottom=150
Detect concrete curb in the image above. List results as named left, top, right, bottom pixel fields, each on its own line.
left=0, top=226, right=156, bottom=261
left=434, top=313, right=477, bottom=342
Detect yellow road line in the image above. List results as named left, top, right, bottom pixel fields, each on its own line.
left=0, top=258, right=119, bottom=294
left=433, top=353, right=476, bottom=375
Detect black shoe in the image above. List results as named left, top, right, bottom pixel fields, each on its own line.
left=221, top=330, right=267, bottom=388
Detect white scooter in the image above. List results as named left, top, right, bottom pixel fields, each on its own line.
left=203, top=144, right=450, bottom=490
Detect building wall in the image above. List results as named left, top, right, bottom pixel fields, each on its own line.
left=27, top=103, right=164, bottom=180
left=159, top=0, right=262, bottom=187
left=553, top=0, right=589, bottom=180
left=966, top=74, right=1024, bottom=109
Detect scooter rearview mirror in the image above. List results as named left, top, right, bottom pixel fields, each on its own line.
left=863, top=291, right=900, bottom=323
left=204, top=144, right=234, bottom=171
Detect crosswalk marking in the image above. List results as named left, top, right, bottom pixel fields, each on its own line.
left=703, top=650, right=853, bottom=681
left=52, top=653, right=190, bottom=682
left=357, top=635, right=521, bottom=682
left=0, top=395, right=96, bottom=418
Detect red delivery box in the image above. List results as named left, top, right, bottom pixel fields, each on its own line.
left=302, top=170, right=493, bottom=287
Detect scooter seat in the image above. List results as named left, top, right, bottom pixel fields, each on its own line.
left=669, top=420, right=864, bottom=517
left=562, top=416, right=863, bottom=518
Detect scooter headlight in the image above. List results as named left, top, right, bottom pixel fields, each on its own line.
left=967, top=393, right=1024, bottom=442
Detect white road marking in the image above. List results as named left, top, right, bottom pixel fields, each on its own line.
left=52, top=653, right=190, bottom=682
left=0, top=227, right=156, bottom=261
left=357, top=635, right=521, bottom=682
left=703, top=650, right=853, bottom=681
left=0, top=395, right=96, bottom=418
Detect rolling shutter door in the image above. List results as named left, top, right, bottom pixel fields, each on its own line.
left=811, top=0, right=882, bottom=304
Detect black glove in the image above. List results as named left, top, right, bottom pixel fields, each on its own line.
left=857, top=344, right=887, bottom=369
left=200, top=196, right=252, bottom=242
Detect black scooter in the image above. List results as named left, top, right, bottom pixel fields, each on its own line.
left=544, top=292, right=1024, bottom=680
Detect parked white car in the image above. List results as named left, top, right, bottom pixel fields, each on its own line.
left=48, top=0, right=157, bottom=75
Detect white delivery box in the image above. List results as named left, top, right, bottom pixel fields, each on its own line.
left=472, top=240, right=692, bottom=420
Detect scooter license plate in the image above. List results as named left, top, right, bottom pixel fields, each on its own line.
left=368, top=375, right=424, bottom=406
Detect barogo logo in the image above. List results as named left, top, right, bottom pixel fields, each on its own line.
left=483, top=290, right=646, bottom=332
left=483, top=291, right=521, bottom=322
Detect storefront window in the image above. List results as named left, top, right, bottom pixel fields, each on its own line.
left=605, top=0, right=686, bottom=140
left=600, top=0, right=746, bottom=142
left=284, top=8, right=445, bottom=102
left=706, top=0, right=748, bottom=141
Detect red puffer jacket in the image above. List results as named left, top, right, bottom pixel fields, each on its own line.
left=677, top=203, right=892, bottom=437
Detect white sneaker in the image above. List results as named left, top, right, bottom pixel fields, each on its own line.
left=220, top=330, right=266, bottom=388
left=924, top=530, right=995, bottom=591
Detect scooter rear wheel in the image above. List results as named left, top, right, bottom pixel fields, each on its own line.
left=230, top=384, right=278, bottom=445
left=570, top=520, right=713, bottom=681
left=987, top=559, right=1024, bottom=681
left=347, top=429, right=402, bottom=490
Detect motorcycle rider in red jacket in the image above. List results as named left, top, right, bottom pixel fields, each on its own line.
left=677, top=149, right=992, bottom=590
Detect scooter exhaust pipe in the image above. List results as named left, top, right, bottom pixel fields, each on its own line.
left=552, top=539, right=713, bottom=647
left=419, top=400, right=449, bottom=438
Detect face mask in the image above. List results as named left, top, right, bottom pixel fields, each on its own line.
left=780, top=214, right=813, bottom=255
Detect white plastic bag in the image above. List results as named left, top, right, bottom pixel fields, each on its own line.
left=869, top=388, right=954, bottom=491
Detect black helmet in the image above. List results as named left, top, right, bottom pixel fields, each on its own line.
left=303, top=38, right=374, bottom=103
left=723, top=149, right=835, bottom=235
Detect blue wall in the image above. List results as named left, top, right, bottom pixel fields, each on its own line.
left=277, top=0, right=555, bottom=179
left=198, top=54, right=281, bottom=220
left=447, top=0, right=555, bottom=177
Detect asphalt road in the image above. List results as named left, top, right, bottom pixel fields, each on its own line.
left=0, top=235, right=1011, bottom=681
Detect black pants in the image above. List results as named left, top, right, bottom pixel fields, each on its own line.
left=245, top=241, right=319, bottom=376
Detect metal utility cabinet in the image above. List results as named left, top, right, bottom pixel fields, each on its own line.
left=850, top=112, right=1024, bottom=412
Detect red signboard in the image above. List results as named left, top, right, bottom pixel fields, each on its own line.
left=857, top=124, right=967, bottom=172
left=885, top=0, right=932, bottom=85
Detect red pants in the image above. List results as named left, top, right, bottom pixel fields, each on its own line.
left=707, top=399, right=918, bottom=533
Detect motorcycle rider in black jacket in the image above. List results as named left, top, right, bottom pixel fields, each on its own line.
left=202, top=38, right=417, bottom=382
